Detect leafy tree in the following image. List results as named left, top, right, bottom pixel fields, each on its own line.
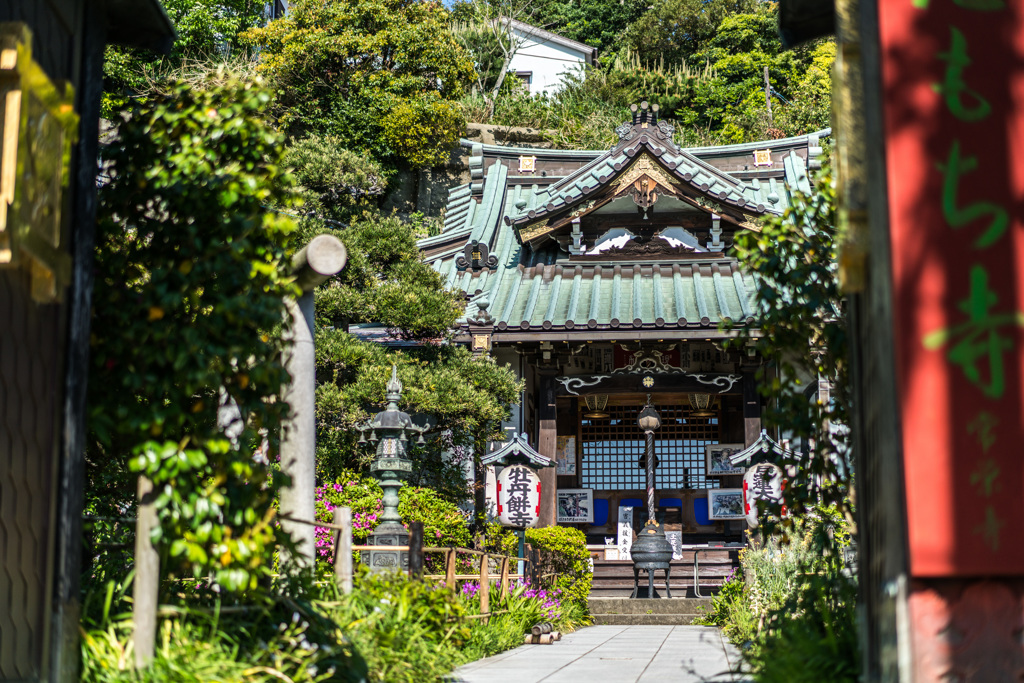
left=102, top=0, right=265, bottom=115
left=243, top=0, right=476, bottom=168
left=88, top=73, right=298, bottom=591
left=283, top=135, right=389, bottom=224
left=276, top=140, right=522, bottom=498
left=525, top=0, right=648, bottom=54
left=622, top=0, right=757, bottom=67
left=726, top=165, right=851, bottom=524
left=618, top=2, right=834, bottom=142
left=452, top=18, right=507, bottom=94
left=313, top=331, right=521, bottom=483
left=448, top=0, right=542, bottom=116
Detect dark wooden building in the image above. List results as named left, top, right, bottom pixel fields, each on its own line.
left=0, top=2, right=172, bottom=681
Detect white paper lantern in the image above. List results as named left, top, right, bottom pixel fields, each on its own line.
left=743, top=462, right=785, bottom=528
left=497, top=465, right=541, bottom=528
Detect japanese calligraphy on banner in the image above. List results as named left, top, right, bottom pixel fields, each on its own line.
left=879, top=0, right=1024, bottom=574
left=496, top=465, right=541, bottom=528
left=742, top=463, right=785, bottom=529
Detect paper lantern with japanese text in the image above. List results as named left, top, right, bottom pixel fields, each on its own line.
left=743, top=463, right=786, bottom=528
left=496, top=465, right=541, bottom=528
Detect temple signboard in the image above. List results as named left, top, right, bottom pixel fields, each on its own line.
left=879, top=1, right=1024, bottom=575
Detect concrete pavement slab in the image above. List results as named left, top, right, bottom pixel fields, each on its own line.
left=450, top=624, right=751, bottom=683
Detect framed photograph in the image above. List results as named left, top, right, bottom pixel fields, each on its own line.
left=706, top=443, right=745, bottom=476
left=557, top=488, right=594, bottom=523
left=708, top=488, right=746, bottom=520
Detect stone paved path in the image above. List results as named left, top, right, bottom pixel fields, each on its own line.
left=450, top=625, right=751, bottom=683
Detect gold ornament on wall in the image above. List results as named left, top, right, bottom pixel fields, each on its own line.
left=0, top=23, right=79, bottom=302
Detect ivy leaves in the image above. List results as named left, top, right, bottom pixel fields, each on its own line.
left=89, top=74, right=298, bottom=591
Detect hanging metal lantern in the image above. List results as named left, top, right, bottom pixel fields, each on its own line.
left=583, top=394, right=610, bottom=419
left=688, top=392, right=715, bottom=418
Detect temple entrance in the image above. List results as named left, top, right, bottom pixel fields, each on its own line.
left=580, top=400, right=722, bottom=492
left=555, top=391, right=745, bottom=546
left=562, top=393, right=744, bottom=598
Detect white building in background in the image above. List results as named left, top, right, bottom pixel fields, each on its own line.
left=504, top=19, right=597, bottom=96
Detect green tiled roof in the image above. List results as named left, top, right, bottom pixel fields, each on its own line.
left=422, top=125, right=829, bottom=338
left=481, top=260, right=754, bottom=332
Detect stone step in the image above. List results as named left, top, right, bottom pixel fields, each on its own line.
left=591, top=566, right=734, bottom=579
left=593, top=552, right=737, bottom=566
left=590, top=588, right=720, bottom=599
left=590, top=612, right=704, bottom=626
left=588, top=597, right=712, bottom=615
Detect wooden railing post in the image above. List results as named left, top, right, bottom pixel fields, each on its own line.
left=334, top=507, right=353, bottom=595
left=408, top=521, right=423, bottom=580
left=479, top=553, right=490, bottom=622
left=445, top=548, right=456, bottom=590
left=528, top=546, right=540, bottom=586
left=499, top=556, right=510, bottom=599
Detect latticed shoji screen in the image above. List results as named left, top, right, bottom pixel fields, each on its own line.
left=581, top=403, right=722, bottom=490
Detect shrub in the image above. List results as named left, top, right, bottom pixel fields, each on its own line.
left=458, top=577, right=591, bottom=661
left=382, top=94, right=465, bottom=168
left=525, top=526, right=592, bottom=609
left=81, top=577, right=366, bottom=683
left=399, top=486, right=473, bottom=549
left=314, top=471, right=384, bottom=556
left=699, top=506, right=859, bottom=682
left=89, top=72, right=298, bottom=592
left=82, top=557, right=588, bottom=682
left=312, top=472, right=472, bottom=564
left=327, top=570, right=470, bottom=682
left=747, top=571, right=859, bottom=683
left=694, top=566, right=758, bottom=646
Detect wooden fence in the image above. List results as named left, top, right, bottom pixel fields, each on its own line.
left=105, top=503, right=537, bottom=667
left=288, top=507, right=529, bottom=621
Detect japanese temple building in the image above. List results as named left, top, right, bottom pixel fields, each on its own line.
left=417, top=104, right=828, bottom=542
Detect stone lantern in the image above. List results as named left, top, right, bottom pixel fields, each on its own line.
left=356, top=365, right=428, bottom=572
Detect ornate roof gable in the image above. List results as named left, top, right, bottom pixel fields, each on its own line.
left=506, top=102, right=776, bottom=246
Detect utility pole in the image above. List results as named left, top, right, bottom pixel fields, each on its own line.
left=764, top=66, right=773, bottom=128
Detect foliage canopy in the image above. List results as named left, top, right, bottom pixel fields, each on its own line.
left=244, top=0, right=476, bottom=167
left=102, top=0, right=265, bottom=115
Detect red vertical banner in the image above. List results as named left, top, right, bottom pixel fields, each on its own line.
left=879, top=0, right=1024, bottom=575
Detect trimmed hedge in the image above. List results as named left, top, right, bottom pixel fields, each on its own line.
left=526, top=526, right=592, bottom=609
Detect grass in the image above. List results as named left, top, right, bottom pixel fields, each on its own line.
left=80, top=569, right=590, bottom=682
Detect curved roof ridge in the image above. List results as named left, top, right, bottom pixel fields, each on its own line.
left=457, top=127, right=830, bottom=160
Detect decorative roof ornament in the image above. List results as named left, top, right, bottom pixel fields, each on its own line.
left=385, top=364, right=403, bottom=406
left=612, top=101, right=679, bottom=153
left=456, top=239, right=498, bottom=272
left=471, top=296, right=494, bottom=325
left=480, top=432, right=554, bottom=468
left=729, top=429, right=796, bottom=466
left=632, top=100, right=659, bottom=127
